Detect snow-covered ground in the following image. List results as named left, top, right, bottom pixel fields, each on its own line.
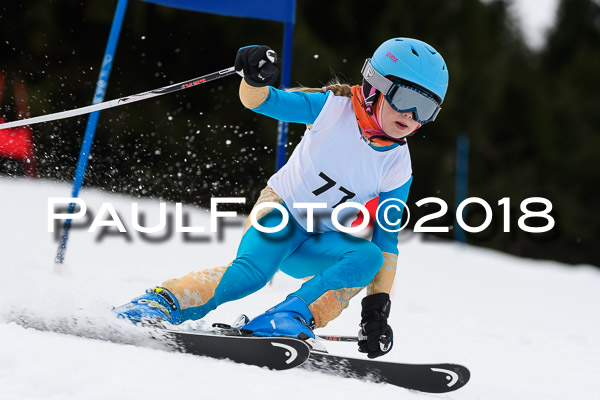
left=1, top=177, right=599, bottom=400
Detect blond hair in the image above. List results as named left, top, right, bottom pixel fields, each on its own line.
left=287, top=79, right=353, bottom=98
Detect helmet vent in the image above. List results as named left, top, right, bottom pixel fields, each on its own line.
left=410, top=46, right=420, bottom=57
left=425, top=46, right=437, bottom=55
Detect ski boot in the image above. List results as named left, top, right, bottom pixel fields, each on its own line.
left=242, top=295, right=315, bottom=340
left=113, top=286, right=182, bottom=326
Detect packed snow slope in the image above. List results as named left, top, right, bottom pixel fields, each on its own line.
left=0, top=177, right=598, bottom=400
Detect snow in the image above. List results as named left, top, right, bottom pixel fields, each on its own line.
left=1, top=177, right=599, bottom=399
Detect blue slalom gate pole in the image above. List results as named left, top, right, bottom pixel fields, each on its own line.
left=454, top=133, right=470, bottom=243
left=275, top=20, right=295, bottom=171
left=55, top=0, right=129, bottom=265
left=141, top=0, right=297, bottom=172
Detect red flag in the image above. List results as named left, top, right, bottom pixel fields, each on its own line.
left=0, top=73, right=37, bottom=177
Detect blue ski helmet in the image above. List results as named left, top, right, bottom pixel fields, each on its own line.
left=366, top=38, right=448, bottom=103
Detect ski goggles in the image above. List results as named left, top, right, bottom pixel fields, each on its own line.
left=361, top=59, right=442, bottom=124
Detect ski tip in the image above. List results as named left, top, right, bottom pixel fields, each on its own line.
left=429, top=364, right=470, bottom=392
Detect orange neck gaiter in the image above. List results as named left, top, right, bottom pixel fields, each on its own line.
left=350, top=85, right=406, bottom=147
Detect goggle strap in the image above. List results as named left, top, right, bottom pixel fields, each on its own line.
left=362, top=82, right=378, bottom=116
left=361, top=59, right=393, bottom=95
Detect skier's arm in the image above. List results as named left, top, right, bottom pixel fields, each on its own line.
left=239, top=80, right=328, bottom=124
left=367, top=176, right=412, bottom=295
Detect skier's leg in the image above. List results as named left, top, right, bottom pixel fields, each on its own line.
left=280, top=232, right=388, bottom=328
left=307, top=250, right=396, bottom=328
left=282, top=231, right=383, bottom=302
left=115, top=187, right=309, bottom=324
left=163, top=203, right=309, bottom=322
left=243, top=232, right=384, bottom=337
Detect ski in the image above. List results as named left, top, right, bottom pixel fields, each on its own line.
left=163, top=329, right=311, bottom=370
left=6, top=313, right=310, bottom=370
left=303, top=351, right=470, bottom=393
left=208, top=321, right=470, bottom=392
left=200, top=322, right=470, bottom=392
left=8, top=313, right=469, bottom=391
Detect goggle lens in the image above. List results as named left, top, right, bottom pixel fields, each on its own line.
left=386, top=83, right=441, bottom=124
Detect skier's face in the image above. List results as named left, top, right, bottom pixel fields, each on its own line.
left=379, top=99, right=420, bottom=139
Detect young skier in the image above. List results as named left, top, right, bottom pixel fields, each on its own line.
left=114, top=38, right=449, bottom=359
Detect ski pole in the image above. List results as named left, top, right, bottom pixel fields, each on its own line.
left=318, top=335, right=359, bottom=342
left=0, top=66, right=236, bottom=130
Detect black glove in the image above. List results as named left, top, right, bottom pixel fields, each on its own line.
left=235, top=45, right=279, bottom=87
left=358, top=293, right=393, bottom=359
